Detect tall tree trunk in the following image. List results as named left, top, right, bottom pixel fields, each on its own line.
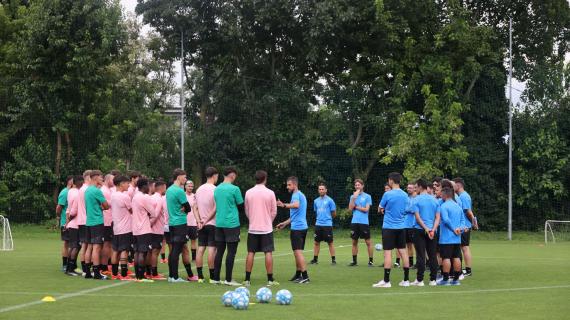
left=53, top=131, right=62, bottom=205
left=64, top=132, right=71, bottom=162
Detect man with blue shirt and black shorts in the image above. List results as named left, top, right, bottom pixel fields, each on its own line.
left=373, top=172, right=410, bottom=288
left=277, top=176, right=310, bottom=284
left=411, top=178, right=440, bottom=286
left=348, top=179, right=373, bottom=267
left=404, top=183, right=417, bottom=269
left=437, top=187, right=464, bottom=286
left=310, top=183, right=337, bottom=265
left=453, top=177, right=478, bottom=277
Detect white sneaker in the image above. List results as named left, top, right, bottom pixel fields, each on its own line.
left=242, top=280, right=251, bottom=287
left=399, top=280, right=410, bottom=287
left=168, top=277, right=187, bottom=283
left=372, top=280, right=391, bottom=288
left=223, top=280, right=241, bottom=286
left=410, top=279, right=424, bottom=287
left=458, top=274, right=465, bottom=280
left=429, top=280, right=437, bottom=286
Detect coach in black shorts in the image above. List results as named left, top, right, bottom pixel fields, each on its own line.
left=310, top=183, right=337, bottom=265
left=348, top=179, right=374, bottom=267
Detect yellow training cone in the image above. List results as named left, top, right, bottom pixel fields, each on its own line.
left=41, top=296, right=56, bottom=302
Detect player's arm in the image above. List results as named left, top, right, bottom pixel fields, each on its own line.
left=433, top=212, right=441, bottom=231
left=378, top=195, right=387, bottom=214
left=192, top=202, right=202, bottom=229
left=270, top=196, right=278, bottom=221
left=331, top=210, right=337, bottom=219
left=56, top=204, right=63, bottom=221
left=355, top=204, right=370, bottom=213
left=276, top=218, right=291, bottom=229
left=146, top=200, right=159, bottom=224
left=348, top=195, right=357, bottom=211
left=415, top=211, right=429, bottom=233
left=101, top=201, right=110, bottom=210
left=467, top=209, right=478, bottom=229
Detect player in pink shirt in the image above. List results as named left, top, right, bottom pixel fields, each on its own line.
left=77, top=170, right=91, bottom=276
left=160, top=193, right=169, bottom=264
left=148, top=180, right=167, bottom=279
left=181, top=180, right=201, bottom=281
left=131, top=178, right=158, bottom=282
left=194, top=166, right=218, bottom=282
left=243, top=170, right=278, bottom=286
left=110, top=175, right=133, bottom=279
left=100, top=173, right=115, bottom=275
left=127, top=170, right=140, bottom=199
left=64, top=175, right=84, bottom=276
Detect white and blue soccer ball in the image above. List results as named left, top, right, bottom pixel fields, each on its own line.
left=232, top=292, right=249, bottom=310
left=221, top=291, right=235, bottom=307
left=375, top=243, right=383, bottom=251
left=275, top=289, right=292, bottom=305
left=256, top=287, right=272, bottom=303
left=235, top=286, right=250, bottom=298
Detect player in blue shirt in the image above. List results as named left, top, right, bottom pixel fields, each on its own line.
left=437, top=187, right=463, bottom=286
left=373, top=172, right=411, bottom=288
left=411, top=178, right=440, bottom=286
left=453, top=177, right=478, bottom=277
left=403, top=183, right=417, bottom=269
left=348, top=179, right=374, bottom=267
left=310, top=183, right=337, bottom=265
left=277, top=176, right=310, bottom=284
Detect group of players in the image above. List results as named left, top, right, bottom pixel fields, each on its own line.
left=56, top=167, right=477, bottom=287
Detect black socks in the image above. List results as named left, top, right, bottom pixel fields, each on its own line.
left=384, top=268, right=391, bottom=282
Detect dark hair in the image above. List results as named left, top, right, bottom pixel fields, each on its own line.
left=223, top=166, right=237, bottom=177
left=287, top=176, right=298, bottom=185
left=441, top=179, right=453, bottom=189
left=318, top=182, right=327, bottom=188
left=442, top=187, right=454, bottom=198
left=172, top=168, right=186, bottom=181
left=416, top=178, right=428, bottom=190
left=113, top=175, right=130, bottom=186
left=109, top=169, right=121, bottom=176
left=452, top=177, right=465, bottom=188
left=388, top=172, right=402, bottom=185
left=255, top=170, right=267, bottom=184
left=354, top=178, right=364, bottom=185
left=128, top=170, right=141, bottom=180
left=137, top=177, right=150, bottom=193
left=432, top=176, right=443, bottom=184
left=66, top=175, right=74, bottom=184
left=83, top=170, right=92, bottom=178
left=205, top=166, right=218, bottom=178
left=154, top=180, right=166, bottom=188
left=90, top=170, right=103, bottom=178
left=74, top=175, right=84, bottom=187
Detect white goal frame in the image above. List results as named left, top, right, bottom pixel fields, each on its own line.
left=544, top=220, right=570, bottom=244
left=0, top=215, right=13, bottom=251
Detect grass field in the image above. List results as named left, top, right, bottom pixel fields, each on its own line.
left=1, top=225, right=569, bottom=319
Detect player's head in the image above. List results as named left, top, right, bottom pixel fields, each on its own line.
left=223, top=166, right=238, bottom=183
left=442, top=187, right=454, bottom=200
left=407, top=182, right=416, bottom=195
left=318, top=183, right=327, bottom=197
left=148, top=180, right=156, bottom=195
left=154, top=180, right=166, bottom=195
left=286, top=176, right=299, bottom=193
left=73, top=175, right=84, bottom=188
left=205, top=166, right=219, bottom=182
left=90, top=170, right=103, bottom=186
left=104, top=174, right=114, bottom=188
left=185, top=180, right=194, bottom=193
left=137, top=177, right=150, bottom=194
left=432, top=177, right=443, bottom=196
left=384, top=183, right=391, bottom=192
left=110, top=169, right=121, bottom=176
left=128, top=170, right=141, bottom=184
left=113, top=175, right=130, bottom=192
left=388, top=172, right=402, bottom=187
left=83, top=170, right=92, bottom=183
left=354, top=179, right=364, bottom=191
left=452, top=177, right=465, bottom=192
left=426, top=184, right=434, bottom=195
left=441, top=179, right=453, bottom=191
left=172, top=168, right=187, bottom=186
left=65, top=175, right=74, bottom=188
left=255, top=170, right=267, bottom=185
left=416, top=178, right=428, bottom=192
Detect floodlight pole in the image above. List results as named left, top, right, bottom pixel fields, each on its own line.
left=508, top=17, right=513, bottom=241
left=180, top=30, right=185, bottom=170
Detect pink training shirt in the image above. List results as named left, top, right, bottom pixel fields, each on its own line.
left=150, top=192, right=165, bottom=235
left=66, top=188, right=80, bottom=229
left=161, top=195, right=168, bottom=227
left=111, top=191, right=132, bottom=235
left=195, top=183, right=216, bottom=226
left=132, top=192, right=156, bottom=236
left=186, top=193, right=197, bottom=226
left=76, top=184, right=88, bottom=225
left=244, top=184, right=277, bottom=234
left=127, top=185, right=138, bottom=199
left=101, top=185, right=113, bottom=227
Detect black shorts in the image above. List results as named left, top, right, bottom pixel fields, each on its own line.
left=314, top=226, right=334, bottom=243
left=67, top=228, right=81, bottom=249
left=134, top=234, right=152, bottom=253
left=215, top=227, right=240, bottom=243
left=382, top=229, right=406, bottom=250
left=151, top=234, right=163, bottom=249
left=247, top=233, right=274, bottom=253
left=290, top=229, right=307, bottom=251
left=164, top=231, right=171, bottom=244
left=104, top=226, right=113, bottom=241
left=439, top=244, right=461, bottom=259
left=112, top=233, right=133, bottom=252
left=461, top=229, right=471, bottom=246
left=60, top=227, right=70, bottom=241
left=187, top=226, right=198, bottom=240
left=169, top=225, right=189, bottom=243
left=87, top=224, right=105, bottom=245
left=405, top=228, right=415, bottom=244
left=350, top=223, right=370, bottom=240
left=198, top=225, right=216, bottom=247
left=78, top=225, right=87, bottom=244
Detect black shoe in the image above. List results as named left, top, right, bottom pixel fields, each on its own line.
left=84, top=273, right=93, bottom=279
left=310, top=259, right=318, bottom=265
left=296, top=278, right=310, bottom=284
left=289, top=275, right=301, bottom=282
left=368, top=261, right=374, bottom=267
left=393, top=262, right=400, bottom=268
left=66, top=271, right=80, bottom=277
left=348, top=262, right=357, bottom=267
left=331, top=260, right=337, bottom=265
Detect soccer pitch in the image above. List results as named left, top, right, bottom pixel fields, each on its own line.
left=1, top=227, right=569, bottom=320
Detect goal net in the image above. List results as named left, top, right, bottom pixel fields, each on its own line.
left=545, top=220, right=570, bottom=244
left=0, top=215, right=13, bottom=251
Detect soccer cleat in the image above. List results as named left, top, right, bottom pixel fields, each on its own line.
left=136, top=278, right=154, bottom=283
left=66, top=271, right=81, bottom=277
left=152, top=275, right=166, bottom=280
left=296, top=278, right=310, bottom=284
left=372, top=280, right=391, bottom=288
left=209, top=279, right=221, bottom=285
left=368, top=261, right=374, bottom=267
left=458, top=274, right=465, bottom=281
left=436, top=280, right=450, bottom=286
left=223, top=280, right=241, bottom=286
left=429, top=280, right=437, bottom=286
left=309, top=259, right=318, bottom=265
left=84, top=273, right=93, bottom=279
left=197, top=278, right=205, bottom=283
left=331, top=260, right=337, bottom=265
left=410, top=280, right=424, bottom=287
left=436, top=274, right=443, bottom=282
left=450, top=280, right=461, bottom=286
left=186, top=275, right=199, bottom=282
left=464, top=272, right=472, bottom=277
left=347, top=262, right=357, bottom=267
left=126, top=270, right=134, bottom=276
left=267, top=280, right=280, bottom=287
left=242, top=280, right=251, bottom=287
left=61, top=266, right=66, bottom=272
left=168, top=277, right=187, bottom=283
left=93, top=275, right=108, bottom=280
left=393, top=262, right=401, bottom=268
left=399, top=280, right=410, bottom=287
left=111, top=275, right=121, bottom=280
left=289, top=275, right=300, bottom=282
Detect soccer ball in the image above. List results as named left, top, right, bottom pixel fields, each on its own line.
left=275, top=289, right=292, bottom=305
left=375, top=243, right=383, bottom=251
left=232, top=292, right=249, bottom=310
left=221, top=291, right=235, bottom=307
left=256, top=287, right=272, bottom=303
left=235, top=286, right=250, bottom=298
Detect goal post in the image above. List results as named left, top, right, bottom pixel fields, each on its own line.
left=545, top=220, right=570, bottom=244
left=0, top=215, right=13, bottom=251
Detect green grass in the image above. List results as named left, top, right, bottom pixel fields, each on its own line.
left=1, top=226, right=569, bottom=320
